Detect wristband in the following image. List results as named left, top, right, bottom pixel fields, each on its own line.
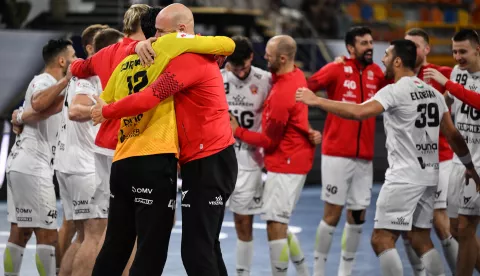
left=459, top=153, right=472, bottom=165
left=16, top=107, right=24, bottom=125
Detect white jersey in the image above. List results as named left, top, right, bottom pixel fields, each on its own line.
left=54, top=76, right=102, bottom=174
left=222, top=66, right=271, bottom=170
left=449, top=66, right=480, bottom=166
left=373, top=76, right=448, bottom=186
left=7, top=73, right=62, bottom=178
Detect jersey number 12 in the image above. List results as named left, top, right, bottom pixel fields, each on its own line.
left=127, top=70, right=148, bottom=95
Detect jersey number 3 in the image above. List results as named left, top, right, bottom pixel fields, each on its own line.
left=127, top=70, right=148, bottom=95
left=415, top=103, right=439, bottom=128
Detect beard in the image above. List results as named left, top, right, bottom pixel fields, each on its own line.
left=357, top=49, right=373, bottom=65
left=384, top=63, right=394, bottom=80
left=267, top=58, right=281, bottom=73
left=63, top=60, right=71, bottom=76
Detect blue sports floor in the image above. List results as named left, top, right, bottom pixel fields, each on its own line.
left=0, top=184, right=478, bottom=275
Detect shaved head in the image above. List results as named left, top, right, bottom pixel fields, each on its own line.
left=155, top=3, right=194, bottom=37
left=268, top=35, right=297, bottom=60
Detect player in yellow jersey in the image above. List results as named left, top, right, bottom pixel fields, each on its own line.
left=91, top=15, right=235, bottom=276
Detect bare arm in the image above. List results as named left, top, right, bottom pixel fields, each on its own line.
left=440, top=112, right=474, bottom=169
left=22, top=95, right=64, bottom=124
left=312, top=97, right=384, bottom=121
left=31, top=77, right=70, bottom=112
left=69, top=94, right=94, bottom=122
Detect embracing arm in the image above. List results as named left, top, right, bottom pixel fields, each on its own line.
left=445, top=80, right=480, bottom=110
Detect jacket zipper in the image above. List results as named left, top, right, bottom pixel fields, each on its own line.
left=356, top=69, right=363, bottom=158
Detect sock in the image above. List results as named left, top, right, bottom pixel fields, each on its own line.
left=403, top=240, right=426, bottom=276
left=269, top=239, right=289, bottom=276
left=441, top=236, right=458, bottom=274
left=35, top=245, right=56, bottom=276
left=421, top=249, right=446, bottom=276
left=236, top=240, right=253, bottom=276
left=313, top=220, right=335, bottom=276
left=338, top=223, right=362, bottom=276
left=287, top=230, right=309, bottom=276
left=4, top=242, right=25, bottom=276
left=378, top=249, right=403, bottom=276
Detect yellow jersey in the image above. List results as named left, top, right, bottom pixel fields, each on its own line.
left=102, top=32, right=235, bottom=161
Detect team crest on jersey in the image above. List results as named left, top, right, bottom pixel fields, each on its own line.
left=250, top=84, right=258, bottom=95
left=344, top=66, right=353, bottom=74
left=367, top=70, right=374, bottom=80
left=414, top=80, right=424, bottom=89
left=177, top=32, right=195, bottom=38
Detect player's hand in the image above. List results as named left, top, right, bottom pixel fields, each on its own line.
left=334, top=55, right=346, bottom=64
left=465, top=168, right=480, bottom=193
left=308, top=129, right=322, bottom=145
left=230, top=113, right=239, bottom=133
left=90, top=95, right=106, bottom=126
left=11, top=109, right=24, bottom=135
left=296, top=87, right=318, bottom=106
left=423, top=68, right=448, bottom=86
left=136, top=37, right=157, bottom=67
left=12, top=124, right=23, bottom=135
left=65, top=64, right=72, bottom=81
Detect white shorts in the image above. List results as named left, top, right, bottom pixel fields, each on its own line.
left=7, top=179, right=16, bottom=224
left=261, top=172, right=306, bottom=224
left=226, top=169, right=263, bottom=215
left=7, top=172, right=57, bottom=229
left=374, top=182, right=435, bottom=231
left=434, top=160, right=452, bottom=209
left=94, top=153, right=112, bottom=215
left=447, top=163, right=480, bottom=218
left=321, top=155, right=373, bottom=210
left=57, top=171, right=108, bottom=220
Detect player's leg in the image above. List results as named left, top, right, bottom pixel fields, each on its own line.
left=4, top=174, right=33, bottom=276
left=401, top=231, right=426, bottom=276
left=262, top=172, right=307, bottom=276
left=226, top=169, right=262, bottom=276
left=92, top=158, right=137, bottom=276
left=70, top=172, right=107, bottom=276
left=315, top=155, right=355, bottom=276
left=409, top=186, right=445, bottom=276
left=59, top=223, right=83, bottom=276
left=57, top=215, right=75, bottom=259
left=122, top=240, right=136, bottom=276
left=339, top=158, right=373, bottom=276
left=371, top=182, right=429, bottom=276
left=181, top=146, right=237, bottom=276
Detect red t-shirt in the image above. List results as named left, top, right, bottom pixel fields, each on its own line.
left=417, top=64, right=453, bottom=162
left=102, top=53, right=235, bottom=164
left=70, top=37, right=139, bottom=150
left=234, top=67, right=315, bottom=174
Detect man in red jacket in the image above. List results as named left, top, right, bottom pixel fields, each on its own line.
left=401, top=28, right=458, bottom=276
left=307, top=26, right=385, bottom=276
left=231, top=35, right=315, bottom=275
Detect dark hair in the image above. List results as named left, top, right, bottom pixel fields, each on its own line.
left=141, top=7, right=162, bottom=39
left=42, top=39, right=73, bottom=64
left=390, top=39, right=417, bottom=71
left=81, top=24, right=109, bottom=53
left=405, top=28, right=430, bottom=44
left=452, top=28, right=480, bottom=45
left=93, top=28, right=125, bottom=53
left=228, top=36, right=254, bottom=66
left=345, top=26, right=372, bottom=48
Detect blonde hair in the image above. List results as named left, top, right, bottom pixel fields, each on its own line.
left=81, top=24, right=109, bottom=53
left=123, top=4, right=150, bottom=36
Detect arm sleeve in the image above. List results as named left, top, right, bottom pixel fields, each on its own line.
left=31, top=78, right=54, bottom=96
left=70, top=50, right=105, bottom=78
left=371, top=85, right=395, bottom=111
left=445, top=80, right=480, bottom=110
left=75, top=79, right=97, bottom=96
left=102, top=55, right=202, bottom=119
left=124, top=40, right=140, bottom=55
left=307, top=63, right=335, bottom=92
left=235, top=94, right=290, bottom=151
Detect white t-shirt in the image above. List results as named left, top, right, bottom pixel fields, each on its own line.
left=7, top=73, right=63, bottom=178
left=54, top=76, right=102, bottom=174
left=448, top=65, right=480, bottom=167
left=222, top=66, right=271, bottom=171
left=373, top=76, right=448, bottom=186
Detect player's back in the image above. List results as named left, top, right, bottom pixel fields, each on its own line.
left=449, top=65, right=480, bottom=166
left=377, top=76, right=448, bottom=186
left=8, top=73, right=62, bottom=178
left=222, top=66, right=271, bottom=170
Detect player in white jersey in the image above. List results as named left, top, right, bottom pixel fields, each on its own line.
left=224, top=36, right=312, bottom=276
left=297, top=39, right=480, bottom=276
left=423, top=29, right=480, bottom=275
left=5, top=39, right=76, bottom=276
left=55, top=27, right=123, bottom=276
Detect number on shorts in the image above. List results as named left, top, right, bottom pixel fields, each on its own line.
left=415, top=103, right=439, bottom=128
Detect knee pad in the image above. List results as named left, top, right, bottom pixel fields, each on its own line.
left=351, top=210, right=365, bottom=225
